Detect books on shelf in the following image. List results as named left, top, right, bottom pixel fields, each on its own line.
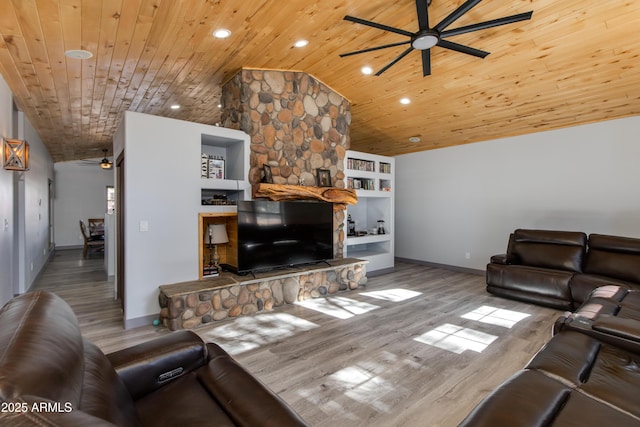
left=203, top=265, right=219, bottom=277
left=347, top=177, right=375, bottom=190
left=347, top=157, right=392, bottom=174
left=347, top=157, right=375, bottom=172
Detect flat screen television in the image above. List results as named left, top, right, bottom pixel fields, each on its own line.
left=236, top=200, right=333, bottom=274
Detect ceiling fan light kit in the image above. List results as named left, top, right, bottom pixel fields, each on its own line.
left=99, top=149, right=113, bottom=169
left=412, top=30, right=439, bottom=50
left=340, top=0, right=533, bottom=77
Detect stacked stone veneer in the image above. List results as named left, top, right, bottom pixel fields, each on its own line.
left=159, top=261, right=367, bottom=330
left=221, top=69, right=351, bottom=258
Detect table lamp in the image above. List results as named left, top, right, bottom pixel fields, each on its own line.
left=207, top=223, right=229, bottom=267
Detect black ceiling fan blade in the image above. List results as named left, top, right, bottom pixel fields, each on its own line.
left=339, top=40, right=411, bottom=58
left=437, top=39, right=489, bottom=58
left=416, top=0, right=430, bottom=30
left=344, top=15, right=414, bottom=37
left=433, top=0, right=482, bottom=32
left=375, top=46, right=415, bottom=76
left=421, top=49, right=431, bottom=76
left=441, top=11, right=533, bottom=38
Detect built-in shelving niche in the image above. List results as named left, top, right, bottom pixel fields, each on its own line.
left=200, top=133, right=249, bottom=206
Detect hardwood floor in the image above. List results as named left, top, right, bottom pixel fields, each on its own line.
left=32, top=248, right=559, bottom=426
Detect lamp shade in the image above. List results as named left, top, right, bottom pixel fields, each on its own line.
left=3, top=138, right=29, bottom=171
left=207, top=223, right=229, bottom=244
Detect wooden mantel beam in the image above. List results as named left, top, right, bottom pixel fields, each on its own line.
left=254, top=184, right=357, bottom=210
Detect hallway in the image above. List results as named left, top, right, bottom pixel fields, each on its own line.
left=31, top=248, right=170, bottom=353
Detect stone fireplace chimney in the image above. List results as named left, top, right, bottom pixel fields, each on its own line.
left=220, top=69, right=351, bottom=258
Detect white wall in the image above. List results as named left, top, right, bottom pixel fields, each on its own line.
left=0, top=75, right=15, bottom=304
left=0, top=74, right=55, bottom=302
left=118, top=111, right=249, bottom=326
left=395, top=116, right=640, bottom=271
left=21, top=114, right=54, bottom=291
left=53, top=161, right=114, bottom=247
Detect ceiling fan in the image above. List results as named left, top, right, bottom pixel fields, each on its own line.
left=98, top=149, right=113, bottom=169
left=79, top=149, right=113, bottom=170
left=340, top=0, right=533, bottom=76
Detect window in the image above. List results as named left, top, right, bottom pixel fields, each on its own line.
left=106, top=186, right=115, bottom=214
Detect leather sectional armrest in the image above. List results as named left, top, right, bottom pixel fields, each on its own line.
left=562, top=315, right=640, bottom=354
left=106, top=330, right=208, bottom=400
left=490, top=254, right=516, bottom=265
left=199, top=343, right=309, bottom=426
left=592, top=316, right=640, bottom=342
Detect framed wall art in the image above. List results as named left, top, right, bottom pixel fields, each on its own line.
left=263, top=164, right=273, bottom=183
left=317, top=169, right=331, bottom=187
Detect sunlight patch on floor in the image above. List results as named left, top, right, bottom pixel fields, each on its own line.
left=359, top=288, right=422, bottom=302
left=461, top=305, right=531, bottom=328
left=414, top=323, right=498, bottom=354
left=330, top=366, right=396, bottom=412
left=296, top=296, right=380, bottom=319
left=296, top=350, right=424, bottom=417
left=197, top=313, right=318, bottom=355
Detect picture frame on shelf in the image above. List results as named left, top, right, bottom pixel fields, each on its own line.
left=317, top=169, right=331, bottom=187
left=262, top=164, right=273, bottom=183
left=209, top=157, right=225, bottom=179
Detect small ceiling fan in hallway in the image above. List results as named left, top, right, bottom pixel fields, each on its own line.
left=340, top=0, right=533, bottom=76
left=79, top=149, right=113, bottom=170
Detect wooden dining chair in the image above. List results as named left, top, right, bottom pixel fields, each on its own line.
left=87, top=218, right=105, bottom=237
left=79, top=220, right=104, bottom=258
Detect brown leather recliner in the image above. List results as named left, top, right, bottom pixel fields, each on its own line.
left=0, top=291, right=308, bottom=426
left=486, top=229, right=588, bottom=310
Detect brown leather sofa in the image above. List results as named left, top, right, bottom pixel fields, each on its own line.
left=460, top=232, right=640, bottom=426
left=0, top=291, right=308, bottom=426
left=486, top=229, right=640, bottom=310
left=460, top=285, right=640, bottom=426
left=459, top=327, right=640, bottom=426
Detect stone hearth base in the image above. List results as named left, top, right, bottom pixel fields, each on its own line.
left=158, top=258, right=367, bottom=330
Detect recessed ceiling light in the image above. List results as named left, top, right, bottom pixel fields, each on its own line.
left=400, top=98, right=411, bottom=105
left=64, top=49, right=93, bottom=60
left=409, top=136, right=421, bottom=143
left=213, top=29, right=231, bottom=39
left=170, top=104, right=180, bottom=110
left=361, top=66, right=373, bottom=75
left=217, top=103, right=222, bottom=108
left=293, top=39, right=309, bottom=48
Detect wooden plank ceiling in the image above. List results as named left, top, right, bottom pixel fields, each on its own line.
left=0, top=0, right=638, bottom=162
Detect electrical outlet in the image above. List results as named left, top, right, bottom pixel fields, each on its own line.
left=465, top=252, right=471, bottom=259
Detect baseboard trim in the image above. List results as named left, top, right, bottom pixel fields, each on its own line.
left=395, top=257, right=485, bottom=276
left=366, top=267, right=395, bottom=277
left=25, top=246, right=56, bottom=294
left=55, top=245, right=84, bottom=250
left=124, top=314, right=158, bottom=330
